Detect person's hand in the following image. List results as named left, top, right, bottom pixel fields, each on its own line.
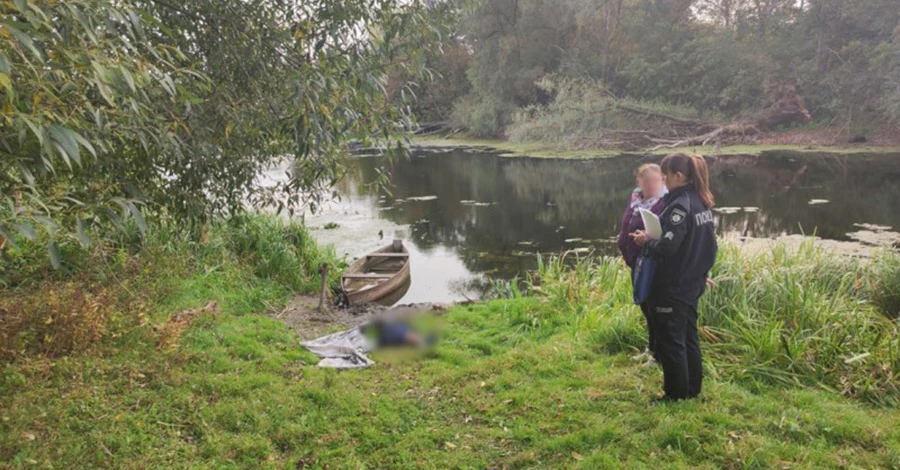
left=631, top=230, right=648, bottom=246
left=706, top=277, right=718, bottom=288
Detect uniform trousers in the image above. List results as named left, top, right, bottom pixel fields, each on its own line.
left=647, top=292, right=703, bottom=399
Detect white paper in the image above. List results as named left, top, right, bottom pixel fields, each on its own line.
left=639, top=209, right=662, bottom=240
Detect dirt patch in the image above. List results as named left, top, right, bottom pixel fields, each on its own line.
left=273, top=295, right=451, bottom=341
left=157, top=301, right=218, bottom=351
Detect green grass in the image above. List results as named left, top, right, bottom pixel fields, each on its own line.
left=522, top=243, right=900, bottom=406
left=412, top=135, right=900, bottom=159
left=2, top=221, right=899, bottom=468
left=2, top=299, right=898, bottom=469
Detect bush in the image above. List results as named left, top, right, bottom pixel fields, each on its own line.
left=1, top=282, right=120, bottom=359
left=450, top=94, right=516, bottom=137
left=0, top=214, right=338, bottom=361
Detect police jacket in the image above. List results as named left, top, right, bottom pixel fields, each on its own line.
left=644, top=184, right=717, bottom=303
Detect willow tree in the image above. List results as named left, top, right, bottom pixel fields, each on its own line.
left=0, top=0, right=447, bottom=265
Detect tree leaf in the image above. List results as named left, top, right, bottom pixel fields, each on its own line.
left=17, top=162, right=35, bottom=185
left=48, top=240, right=61, bottom=269
left=103, top=207, right=124, bottom=231
left=0, top=224, right=17, bottom=249
left=127, top=9, right=145, bottom=40
left=75, top=218, right=91, bottom=248
left=3, top=23, right=43, bottom=62
left=14, top=222, right=37, bottom=240
left=20, top=116, right=43, bottom=145
left=160, top=74, right=176, bottom=96
left=121, top=67, right=136, bottom=93
left=32, top=215, right=58, bottom=235
left=0, top=72, right=12, bottom=96
left=127, top=202, right=146, bottom=233
left=66, top=127, right=97, bottom=159
left=47, top=124, right=81, bottom=167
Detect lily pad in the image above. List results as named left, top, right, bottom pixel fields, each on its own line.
left=714, top=207, right=742, bottom=214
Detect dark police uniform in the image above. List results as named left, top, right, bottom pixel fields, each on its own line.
left=644, top=184, right=717, bottom=399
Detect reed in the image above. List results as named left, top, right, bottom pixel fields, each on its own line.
left=524, top=242, right=900, bottom=405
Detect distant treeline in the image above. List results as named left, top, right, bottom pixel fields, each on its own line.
left=396, top=0, right=900, bottom=138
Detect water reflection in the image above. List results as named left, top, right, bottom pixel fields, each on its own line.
left=305, top=148, right=900, bottom=303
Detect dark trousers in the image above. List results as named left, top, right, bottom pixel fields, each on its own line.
left=648, top=294, right=703, bottom=399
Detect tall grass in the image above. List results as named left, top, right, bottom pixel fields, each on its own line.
left=871, top=252, right=900, bottom=320
left=524, top=243, right=900, bottom=405
left=704, top=242, right=899, bottom=405
left=0, top=214, right=340, bottom=360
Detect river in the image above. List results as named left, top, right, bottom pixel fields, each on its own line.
left=275, top=147, right=900, bottom=304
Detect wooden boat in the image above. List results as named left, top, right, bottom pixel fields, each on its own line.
left=341, top=240, right=411, bottom=305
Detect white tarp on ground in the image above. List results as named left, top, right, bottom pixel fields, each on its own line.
left=301, top=327, right=375, bottom=369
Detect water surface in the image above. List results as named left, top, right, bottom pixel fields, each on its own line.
left=290, top=148, right=900, bottom=303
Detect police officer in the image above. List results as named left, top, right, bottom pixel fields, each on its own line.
left=632, top=153, right=717, bottom=402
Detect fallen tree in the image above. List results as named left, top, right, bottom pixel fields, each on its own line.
left=504, top=76, right=813, bottom=152
left=646, top=87, right=812, bottom=151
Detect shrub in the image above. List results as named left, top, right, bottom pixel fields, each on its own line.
left=0, top=214, right=337, bottom=361
left=0, top=282, right=120, bottom=359
left=450, top=94, right=515, bottom=137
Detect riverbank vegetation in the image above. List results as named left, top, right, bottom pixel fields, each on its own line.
left=0, top=0, right=448, bottom=265
left=0, top=214, right=341, bottom=359
left=403, top=0, right=900, bottom=149
left=4, top=1, right=900, bottom=468
left=503, top=242, right=900, bottom=406
left=3, top=223, right=899, bottom=467
left=412, top=135, right=900, bottom=159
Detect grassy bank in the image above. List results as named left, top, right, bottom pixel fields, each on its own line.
left=2, top=220, right=899, bottom=468
left=0, top=215, right=342, bottom=361
left=507, top=242, right=900, bottom=405
left=412, top=135, right=900, bottom=159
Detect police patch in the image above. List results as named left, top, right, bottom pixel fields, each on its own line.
left=670, top=208, right=687, bottom=225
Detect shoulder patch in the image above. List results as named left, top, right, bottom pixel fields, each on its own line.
left=670, top=208, right=687, bottom=225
